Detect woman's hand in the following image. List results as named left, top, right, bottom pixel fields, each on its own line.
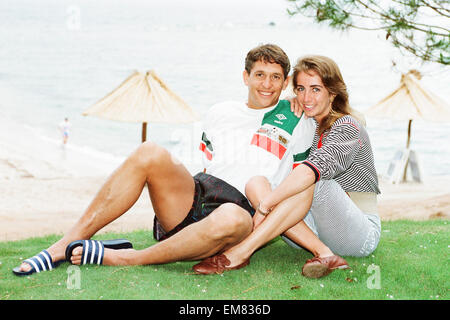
left=288, top=96, right=302, bottom=118
left=252, top=201, right=273, bottom=230
left=252, top=201, right=272, bottom=230
left=252, top=212, right=266, bottom=231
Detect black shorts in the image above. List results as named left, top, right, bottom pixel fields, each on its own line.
left=153, top=172, right=255, bottom=241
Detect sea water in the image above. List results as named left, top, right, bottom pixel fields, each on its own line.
left=0, top=0, right=449, bottom=179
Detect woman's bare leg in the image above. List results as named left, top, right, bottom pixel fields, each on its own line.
left=283, top=222, right=334, bottom=258
left=244, top=176, right=271, bottom=230
left=221, top=176, right=334, bottom=267
left=222, top=186, right=315, bottom=266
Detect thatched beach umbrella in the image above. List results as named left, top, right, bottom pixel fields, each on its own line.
left=83, top=70, right=199, bottom=142
left=365, top=70, right=450, bottom=183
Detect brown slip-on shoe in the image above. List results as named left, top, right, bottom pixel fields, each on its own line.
left=301, top=255, right=349, bottom=279
left=193, top=254, right=250, bottom=275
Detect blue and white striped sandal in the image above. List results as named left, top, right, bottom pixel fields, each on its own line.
left=65, top=239, right=133, bottom=265
left=12, top=250, right=62, bottom=276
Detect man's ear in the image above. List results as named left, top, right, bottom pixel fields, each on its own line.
left=282, top=75, right=290, bottom=90
left=243, top=70, right=249, bottom=86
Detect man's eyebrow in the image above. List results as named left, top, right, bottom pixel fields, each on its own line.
left=269, top=72, right=284, bottom=77
left=253, top=70, right=283, bottom=75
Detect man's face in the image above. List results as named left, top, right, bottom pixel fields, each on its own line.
left=243, top=60, right=289, bottom=109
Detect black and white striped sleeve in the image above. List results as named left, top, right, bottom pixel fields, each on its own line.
left=303, top=119, right=361, bottom=181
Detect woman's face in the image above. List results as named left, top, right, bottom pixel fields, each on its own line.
left=294, top=70, right=335, bottom=122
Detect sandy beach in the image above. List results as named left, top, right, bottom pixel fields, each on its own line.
left=1, top=157, right=449, bottom=242
left=0, top=159, right=154, bottom=241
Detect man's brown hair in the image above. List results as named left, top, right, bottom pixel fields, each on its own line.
left=245, top=44, right=290, bottom=79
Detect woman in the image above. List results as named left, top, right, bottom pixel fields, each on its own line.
left=193, top=55, right=381, bottom=278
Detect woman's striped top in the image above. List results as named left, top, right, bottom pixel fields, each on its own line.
left=302, top=115, right=380, bottom=194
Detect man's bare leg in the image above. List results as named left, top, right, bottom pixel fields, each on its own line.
left=70, top=202, right=253, bottom=266
left=17, top=141, right=196, bottom=272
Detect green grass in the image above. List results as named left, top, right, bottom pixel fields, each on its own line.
left=0, top=220, right=448, bottom=300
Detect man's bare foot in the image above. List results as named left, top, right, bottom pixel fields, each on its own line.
left=20, top=246, right=66, bottom=271
left=13, top=243, right=67, bottom=275
left=69, top=246, right=135, bottom=266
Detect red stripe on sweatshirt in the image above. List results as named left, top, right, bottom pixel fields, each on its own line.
left=251, top=134, right=286, bottom=159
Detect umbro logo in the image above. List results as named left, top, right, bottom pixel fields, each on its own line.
left=275, top=114, right=287, bottom=121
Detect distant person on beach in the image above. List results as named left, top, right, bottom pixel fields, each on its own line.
left=59, top=117, right=71, bottom=145
left=13, top=43, right=319, bottom=276
left=193, top=55, right=381, bottom=278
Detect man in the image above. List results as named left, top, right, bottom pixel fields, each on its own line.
left=13, top=44, right=315, bottom=275
left=59, top=117, right=71, bottom=145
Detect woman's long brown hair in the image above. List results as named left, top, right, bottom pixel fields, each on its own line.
left=292, top=55, right=353, bottom=135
